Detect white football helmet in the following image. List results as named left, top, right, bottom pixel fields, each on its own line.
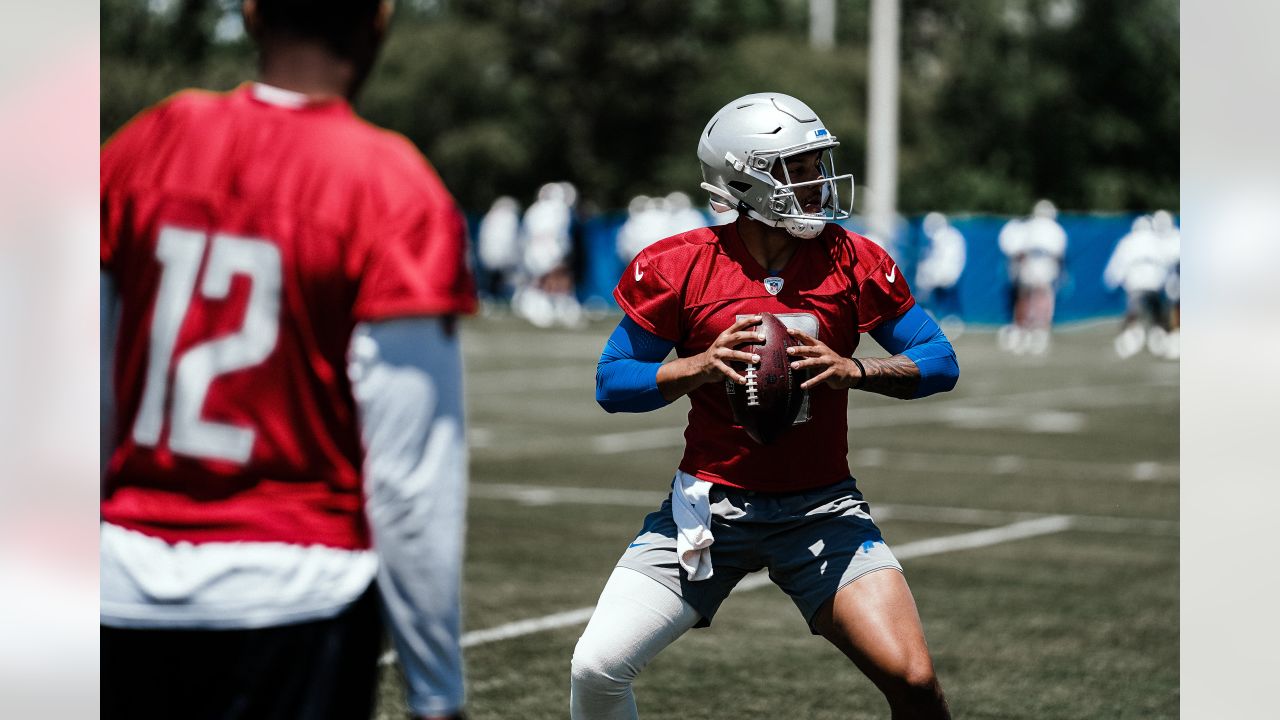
left=698, top=92, right=854, bottom=239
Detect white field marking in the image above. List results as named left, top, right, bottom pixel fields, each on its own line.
left=467, top=482, right=1179, bottom=536
left=474, top=434, right=1181, bottom=481
left=471, top=482, right=660, bottom=507
left=469, top=380, right=1176, bottom=459
left=938, top=407, right=1087, bottom=434
left=591, top=427, right=686, bottom=454
left=1132, top=461, right=1165, bottom=481
left=869, top=449, right=1178, bottom=483
left=467, top=365, right=588, bottom=394
left=379, top=514, right=1078, bottom=666
left=845, top=381, right=1173, bottom=430
left=460, top=607, right=596, bottom=648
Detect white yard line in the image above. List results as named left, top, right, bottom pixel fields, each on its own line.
left=459, top=607, right=597, bottom=648
left=468, top=482, right=1179, bottom=534
left=380, top=514, right=1079, bottom=665
left=471, top=482, right=659, bottom=507
left=848, top=448, right=1180, bottom=483
left=470, top=379, right=1177, bottom=458
left=591, top=427, right=686, bottom=454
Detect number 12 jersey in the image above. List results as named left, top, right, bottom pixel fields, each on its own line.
left=101, top=84, right=475, bottom=551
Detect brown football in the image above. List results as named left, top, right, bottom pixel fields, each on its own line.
left=725, top=312, right=806, bottom=444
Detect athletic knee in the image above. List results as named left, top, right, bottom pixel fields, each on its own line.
left=901, top=662, right=942, bottom=697
left=880, top=656, right=943, bottom=703
left=570, top=642, right=636, bottom=696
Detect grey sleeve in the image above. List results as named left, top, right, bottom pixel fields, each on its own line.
left=101, top=271, right=119, bottom=477
left=349, top=318, right=467, bottom=717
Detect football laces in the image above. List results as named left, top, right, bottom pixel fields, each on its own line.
left=744, top=363, right=760, bottom=407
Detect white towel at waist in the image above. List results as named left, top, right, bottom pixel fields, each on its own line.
left=672, top=470, right=715, bottom=581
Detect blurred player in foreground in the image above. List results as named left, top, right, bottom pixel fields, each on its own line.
left=997, top=199, right=1067, bottom=355
left=574, top=93, right=959, bottom=719
left=100, top=2, right=473, bottom=718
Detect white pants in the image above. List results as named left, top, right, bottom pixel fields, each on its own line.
left=570, top=567, right=701, bottom=720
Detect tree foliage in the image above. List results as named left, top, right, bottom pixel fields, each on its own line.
left=101, top=0, right=1178, bottom=214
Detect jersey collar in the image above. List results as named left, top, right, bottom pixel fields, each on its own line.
left=244, top=82, right=353, bottom=116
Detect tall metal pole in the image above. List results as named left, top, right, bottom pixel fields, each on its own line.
left=866, top=0, right=900, bottom=245
left=810, top=0, right=836, bottom=50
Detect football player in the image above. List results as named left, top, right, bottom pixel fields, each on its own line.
left=997, top=199, right=1068, bottom=355
left=100, top=2, right=473, bottom=718
left=916, top=211, right=967, bottom=331
left=575, top=93, right=959, bottom=719
left=1104, top=215, right=1174, bottom=358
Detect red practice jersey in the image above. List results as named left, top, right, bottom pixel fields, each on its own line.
left=614, top=222, right=912, bottom=492
left=101, top=84, right=476, bottom=549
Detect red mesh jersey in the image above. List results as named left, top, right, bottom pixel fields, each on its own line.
left=614, top=222, right=913, bottom=492
left=100, top=85, right=476, bottom=549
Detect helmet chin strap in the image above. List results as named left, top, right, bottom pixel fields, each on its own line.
left=744, top=208, right=825, bottom=239
left=780, top=216, right=826, bottom=239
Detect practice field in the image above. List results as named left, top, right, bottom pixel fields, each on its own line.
left=374, top=314, right=1179, bottom=719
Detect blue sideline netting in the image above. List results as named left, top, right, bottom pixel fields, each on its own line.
left=473, top=212, right=1176, bottom=326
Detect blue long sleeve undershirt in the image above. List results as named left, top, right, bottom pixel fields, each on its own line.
left=868, top=304, right=960, bottom=398
left=595, top=316, right=676, bottom=413
left=595, top=304, right=958, bottom=413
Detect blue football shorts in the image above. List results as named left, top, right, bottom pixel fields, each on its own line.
left=617, top=475, right=902, bottom=634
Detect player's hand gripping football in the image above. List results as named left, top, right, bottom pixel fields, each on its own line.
left=786, top=328, right=866, bottom=390
left=696, top=315, right=766, bottom=386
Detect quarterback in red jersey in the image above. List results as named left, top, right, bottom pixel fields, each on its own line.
left=100, top=2, right=472, bottom=719
left=573, top=93, right=959, bottom=719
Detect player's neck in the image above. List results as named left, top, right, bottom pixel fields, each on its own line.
left=258, top=41, right=359, bottom=102
left=737, top=217, right=800, bottom=274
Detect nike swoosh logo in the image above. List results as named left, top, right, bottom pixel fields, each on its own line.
left=628, top=542, right=650, bottom=549
left=635, top=265, right=645, bottom=281
left=885, top=264, right=897, bottom=283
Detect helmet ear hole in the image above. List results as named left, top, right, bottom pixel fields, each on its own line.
left=728, top=180, right=752, bottom=193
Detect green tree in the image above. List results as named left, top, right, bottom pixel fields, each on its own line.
left=101, top=0, right=1178, bottom=214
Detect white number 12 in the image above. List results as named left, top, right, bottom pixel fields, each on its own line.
left=131, top=226, right=282, bottom=464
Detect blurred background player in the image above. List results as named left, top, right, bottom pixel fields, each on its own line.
left=617, top=191, right=711, bottom=265
left=616, top=195, right=668, bottom=264
left=662, top=190, right=710, bottom=237
left=574, top=92, right=958, bottom=720
left=1104, top=214, right=1176, bottom=359
left=514, top=181, right=583, bottom=328
left=99, top=1, right=473, bottom=718
left=477, top=195, right=522, bottom=308
left=998, top=199, right=1067, bottom=355
left=1152, top=209, right=1180, bottom=359
left=914, top=211, right=967, bottom=338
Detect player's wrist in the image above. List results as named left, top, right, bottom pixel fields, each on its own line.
left=848, top=357, right=867, bottom=390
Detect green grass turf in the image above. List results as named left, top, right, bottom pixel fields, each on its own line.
left=373, top=314, right=1178, bottom=719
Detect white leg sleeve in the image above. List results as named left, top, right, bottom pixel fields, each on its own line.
left=570, top=567, right=701, bottom=720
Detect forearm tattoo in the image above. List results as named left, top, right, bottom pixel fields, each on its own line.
left=857, top=355, right=920, bottom=399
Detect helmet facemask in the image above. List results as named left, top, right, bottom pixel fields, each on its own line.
left=767, top=147, right=854, bottom=235
left=699, top=94, right=857, bottom=238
